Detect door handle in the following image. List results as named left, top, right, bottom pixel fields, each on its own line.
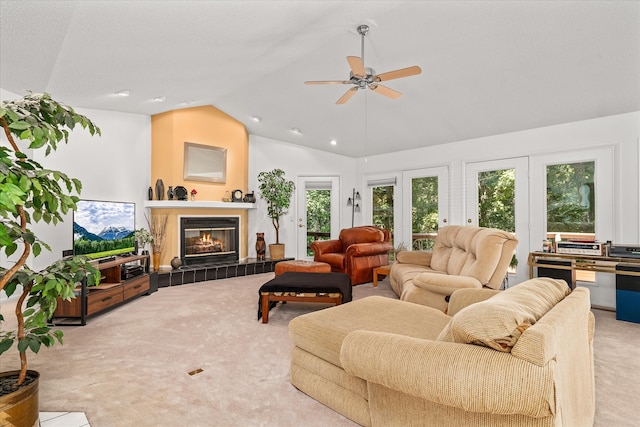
left=467, top=219, right=472, bottom=223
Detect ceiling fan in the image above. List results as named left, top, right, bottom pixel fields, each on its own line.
left=305, top=24, right=422, bottom=104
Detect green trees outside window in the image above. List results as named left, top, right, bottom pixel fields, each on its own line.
left=305, top=189, right=331, bottom=256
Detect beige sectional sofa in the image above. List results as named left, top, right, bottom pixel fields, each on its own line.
left=289, top=277, right=595, bottom=426
left=390, top=225, right=518, bottom=311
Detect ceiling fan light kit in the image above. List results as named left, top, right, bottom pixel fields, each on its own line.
left=305, top=24, right=422, bottom=104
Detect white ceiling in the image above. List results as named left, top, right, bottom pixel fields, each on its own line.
left=1, top=1, right=638, bottom=158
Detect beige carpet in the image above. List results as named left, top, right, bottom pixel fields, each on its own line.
left=1, top=274, right=638, bottom=426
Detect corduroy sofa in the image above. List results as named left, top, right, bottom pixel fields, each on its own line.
left=390, top=225, right=518, bottom=311
left=288, top=278, right=595, bottom=426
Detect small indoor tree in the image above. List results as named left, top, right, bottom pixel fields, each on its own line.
left=0, top=93, right=101, bottom=391
left=257, top=168, right=295, bottom=245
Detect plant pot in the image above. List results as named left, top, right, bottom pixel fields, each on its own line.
left=269, top=243, right=285, bottom=260
left=0, top=370, right=40, bottom=427
left=153, top=252, right=161, bottom=271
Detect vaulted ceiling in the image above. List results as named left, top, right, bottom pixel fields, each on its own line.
left=1, top=1, right=638, bottom=157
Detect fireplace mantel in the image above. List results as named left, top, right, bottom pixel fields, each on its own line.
left=144, top=201, right=256, bottom=209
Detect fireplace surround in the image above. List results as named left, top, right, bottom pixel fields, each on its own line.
left=179, top=216, right=239, bottom=266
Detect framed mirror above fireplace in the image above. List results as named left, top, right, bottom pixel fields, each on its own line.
left=184, top=142, right=227, bottom=183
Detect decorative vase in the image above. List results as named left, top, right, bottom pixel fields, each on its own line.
left=153, top=252, right=161, bottom=271
left=155, top=179, right=165, bottom=201
left=190, top=194, right=195, bottom=201
left=170, top=256, right=182, bottom=270
left=148, top=186, right=153, bottom=201
left=269, top=243, right=285, bottom=260
left=0, top=370, right=39, bottom=427
left=256, top=233, right=266, bottom=260
left=167, top=186, right=174, bottom=200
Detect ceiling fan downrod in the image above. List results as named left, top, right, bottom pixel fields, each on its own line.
left=357, top=24, right=369, bottom=66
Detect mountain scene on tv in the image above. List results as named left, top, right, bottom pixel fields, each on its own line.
left=73, top=200, right=136, bottom=259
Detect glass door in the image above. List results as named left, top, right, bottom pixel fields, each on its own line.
left=465, top=157, right=529, bottom=284
left=296, top=177, right=340, bottom=260
left=402, top=167, right=449, bottom=251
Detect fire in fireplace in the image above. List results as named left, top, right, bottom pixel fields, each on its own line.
left=180, top=217, right=239, bottom=266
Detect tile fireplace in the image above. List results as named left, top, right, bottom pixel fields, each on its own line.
left=179, top=216, right=239, bottom=266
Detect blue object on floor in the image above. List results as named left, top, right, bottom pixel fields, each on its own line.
left=616, top=264, right=640, bottom=324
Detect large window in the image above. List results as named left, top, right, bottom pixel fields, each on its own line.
left=546, top=161, right=595, bottom=236
left=372, top=185, right=394, bottom=237
left=478, top=169, right=515, bottom=232
left=305, top=189, right=331, bottom=256
left=411, top=176, right=439, bottom=250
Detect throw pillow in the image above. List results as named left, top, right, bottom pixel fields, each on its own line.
left=437, top=277, right=570, bottom=352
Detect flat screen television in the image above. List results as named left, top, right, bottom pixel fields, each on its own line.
left=73, top=200, right=136, bottom=259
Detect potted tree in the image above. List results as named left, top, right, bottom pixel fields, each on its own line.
left=257, top=168, right=295, bottom=260
left=0, top=93, right=101, bottom=425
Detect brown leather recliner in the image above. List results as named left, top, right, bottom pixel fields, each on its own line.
left=311, top=226, right=393, bottom=285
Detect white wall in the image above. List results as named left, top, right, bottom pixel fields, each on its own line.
left=248, top=135, right=357, bottom=258
left=1, top=88, right=151, bottom=301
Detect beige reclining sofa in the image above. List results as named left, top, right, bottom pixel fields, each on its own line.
left=289, top=277, right=595, bottom=426
left=390, top=225, right=518, bottom=311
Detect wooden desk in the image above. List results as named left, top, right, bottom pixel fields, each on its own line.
left=373, top=265, right=391, bottom=287
left=528, top=251, right=640, bottom=289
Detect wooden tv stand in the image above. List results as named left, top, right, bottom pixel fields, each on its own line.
left=53, top=254, right=150, bottom=325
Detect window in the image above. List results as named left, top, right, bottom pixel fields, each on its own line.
left=547, top=161, right=595, bottom=281
left=546, top=161, right=595, bottom=237
left=372, top=185, right=395, bottom=257
left=305, top=189, right=331, bottom=256
left=411, top=176, right=439, bottom=250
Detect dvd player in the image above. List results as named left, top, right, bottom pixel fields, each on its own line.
left=610, top=245, right=640, bottom=259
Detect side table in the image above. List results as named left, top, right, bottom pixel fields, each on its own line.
left=373, top=265, right=391, bottom=287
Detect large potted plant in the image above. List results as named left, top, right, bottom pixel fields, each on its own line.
left=0, top=93, right=101, bottom=425
left=257, top=168, right=295, bottom=260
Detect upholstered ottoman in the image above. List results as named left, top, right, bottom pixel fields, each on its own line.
left=258, top=272, right=351, bottom=323
left=274, top=260, right=331, bottom=276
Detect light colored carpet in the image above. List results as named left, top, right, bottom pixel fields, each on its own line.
left=1, top=274, right=638, bottom=426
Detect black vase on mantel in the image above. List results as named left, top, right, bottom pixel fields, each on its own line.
left=148, top=186, right=153, bottom=201
left=155, top=179, right=165, bottom=201
left=167, top=186, right=174, bottom=200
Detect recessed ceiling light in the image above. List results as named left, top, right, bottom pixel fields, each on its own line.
left=291, top=128, right=302, bottom=134
left=115, top=90, right=130, bottom=97
left=330, top=139, right=337, bottom=146
left=153, top=96, right=166, bottom=102
left=251, top=115, right=262, bottom=122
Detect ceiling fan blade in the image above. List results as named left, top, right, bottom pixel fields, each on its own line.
left=370, top=84, right=402, bottom=99
left=305, top=80, right=352, bottom=85
left=336, top=87, right=358, bottom=104
left=373, top=65, right=422, bottom=82
left=347, top=56, right=366, bottom=78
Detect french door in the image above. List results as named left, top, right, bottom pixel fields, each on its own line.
left=296, top=176, right=340, bottom=260
left=465, top=157, right=529, bottom=284
left=402, top=167, right=449, bottom=251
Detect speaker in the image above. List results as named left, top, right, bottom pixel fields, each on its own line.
left=536, top=259, right=573, bottom=288
left=147, top=272, right=158, bottom=294
left=134, top=240, right=139, bottom=255
left=616, top=264, right=640, bottom=324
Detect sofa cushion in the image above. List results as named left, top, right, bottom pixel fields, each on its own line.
left=289, top=296, right=451, bottom=367
left=437, top=277, right=571, bottom=352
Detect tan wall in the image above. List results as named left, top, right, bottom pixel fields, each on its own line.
left=151, top=106, right=249, bottom=267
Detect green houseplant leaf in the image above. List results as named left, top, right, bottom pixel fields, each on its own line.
left=257, top=169, right=295, bottom=244
left=0, top=92, right=101, bottom=387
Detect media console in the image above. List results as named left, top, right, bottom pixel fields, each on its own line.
left=52, top=254, right=151, bottom=326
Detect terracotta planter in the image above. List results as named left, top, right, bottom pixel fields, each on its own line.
left=0, top=370, right=39, bottom=427
left=269, top=243, right=285, bottom=260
